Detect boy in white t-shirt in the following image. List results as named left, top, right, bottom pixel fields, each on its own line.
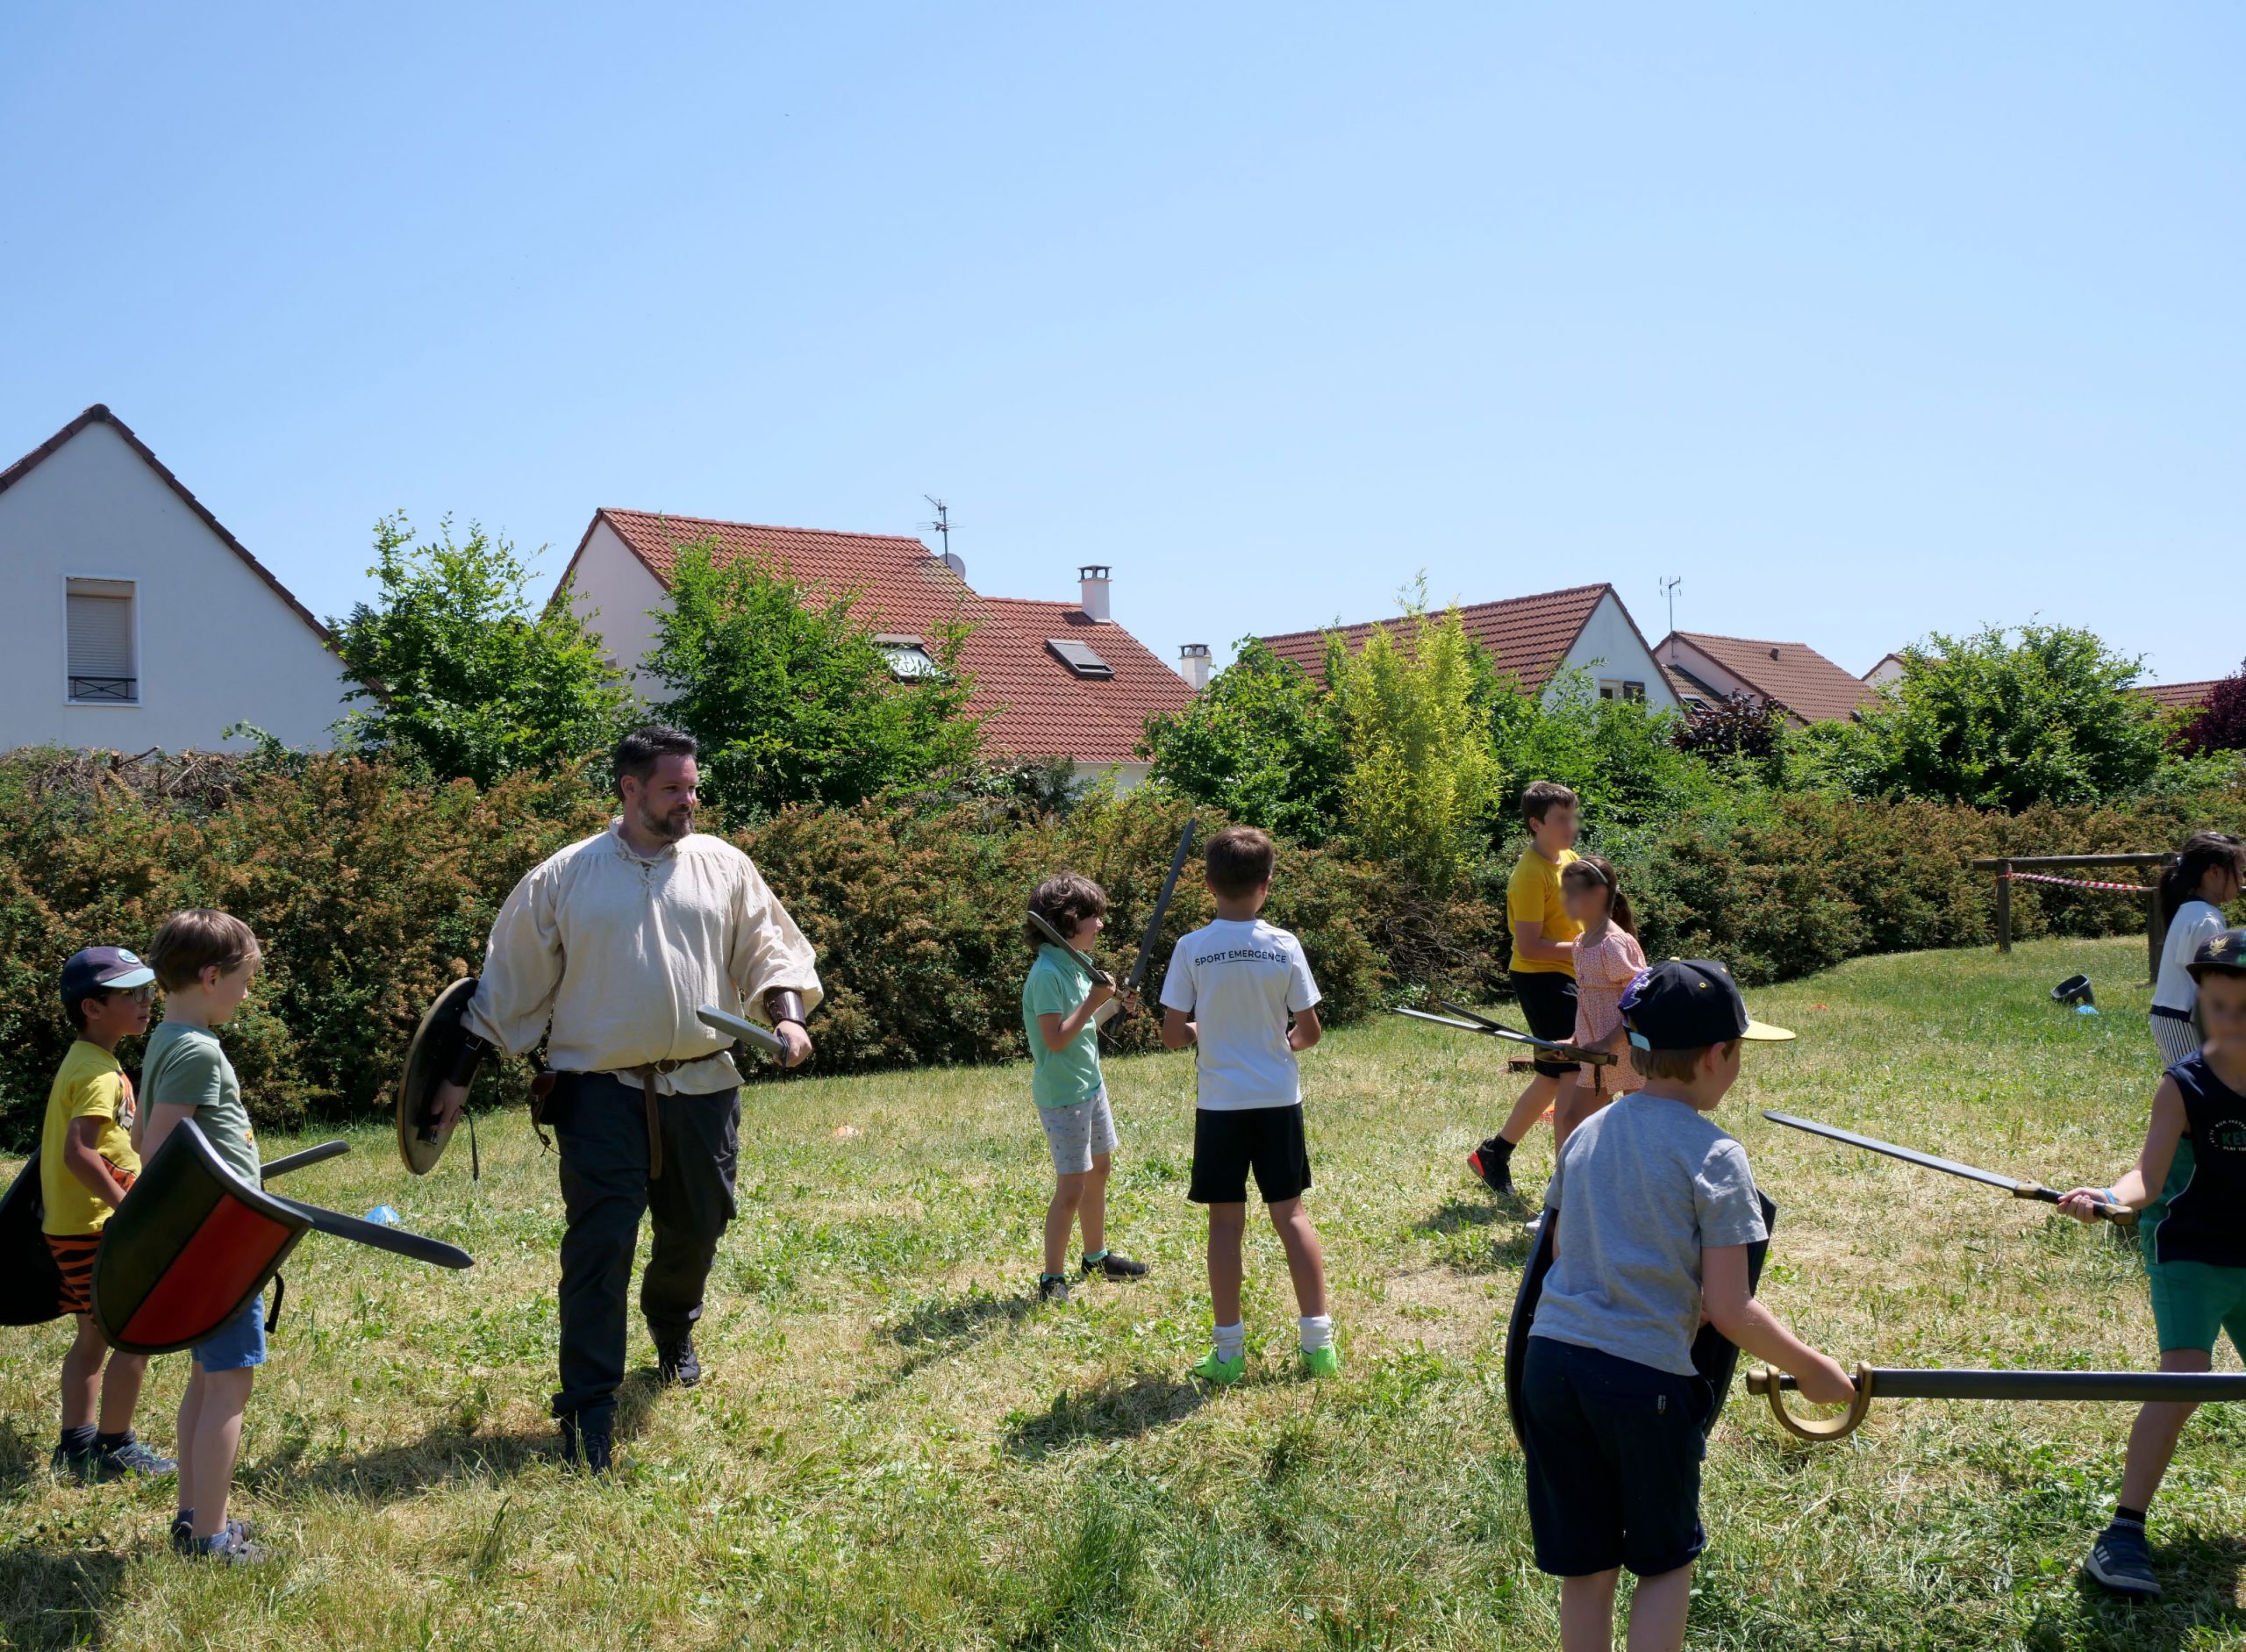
left=1159, top=826, right=1336, bottom=1383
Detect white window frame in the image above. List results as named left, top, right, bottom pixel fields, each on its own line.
left=63, top=575, right=142, bottom=708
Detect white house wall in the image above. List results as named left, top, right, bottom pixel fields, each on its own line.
left=1656, top=637, right=1758, bottom=703
left=0, top=422, right=346, bottom=751
left=566, top=518, right=669, bottom=697
left=1556, top=591, right=1680, bottom=713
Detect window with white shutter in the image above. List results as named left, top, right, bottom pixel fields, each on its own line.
left=66, top=578, right=138, bottom=703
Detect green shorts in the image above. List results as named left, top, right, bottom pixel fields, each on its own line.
left=2145, top=1258, right=2246, bottom=1359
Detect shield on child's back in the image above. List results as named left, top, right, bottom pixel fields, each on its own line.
left=397, top=976, right=478, bottom=1176
left=91, top=1119, right=309, bottom=1355
left=1503, top=1191, right=1779, bottom=1448
left=0, top=1150, right=66, bottom=1326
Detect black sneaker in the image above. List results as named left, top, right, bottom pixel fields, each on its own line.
left=2084, top=1521, right=2161, bottom=1598
left=1467, top=1147, right=1514, bottom=1198
left=49, top=1443, right=99, bottom=1484
left=656, top=1334, right=702, bottom=1388
left=560, top=1413, right=613, bottom=1474
left=97, top=1435, right=176, bottom=1482
left=1082, top=1252, right=1149, bottom=1280
left=1038, top=1273, right=1072, bottom=1305
left=169, top=1515, right=254, bottom=1556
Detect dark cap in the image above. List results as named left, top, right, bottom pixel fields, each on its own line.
left=1619, top=959, right=1795, bottom=1052
left=60, top=946, right=156, bottom=1005
left=2187, top=927, right=2246, bottom=982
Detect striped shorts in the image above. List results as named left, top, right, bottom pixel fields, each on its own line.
left=44, top=1166, right=135, bottom=1316
left=2150, top=1010, right=2200, bottom=1068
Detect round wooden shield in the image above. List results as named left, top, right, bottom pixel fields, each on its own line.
left=397, top=976, right=479, bottom=1176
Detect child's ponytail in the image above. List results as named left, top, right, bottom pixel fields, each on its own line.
left=1562, top=854, right=1636, bottom=937
left=2160, top=832, right=2245, bottom=929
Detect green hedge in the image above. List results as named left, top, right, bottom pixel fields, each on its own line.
left=2, top=749, right=2238, bottom=1143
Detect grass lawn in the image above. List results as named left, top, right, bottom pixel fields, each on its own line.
left=2, top=935, right=2242, bottom=1649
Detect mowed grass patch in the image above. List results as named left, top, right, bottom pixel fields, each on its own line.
left=0, top=937, right=2240, bottom=1648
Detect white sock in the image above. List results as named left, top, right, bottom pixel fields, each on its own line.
left=1212, top=1320, right=1246, bottom=1362
left=1298, top=1314, right=1334, bottom=1354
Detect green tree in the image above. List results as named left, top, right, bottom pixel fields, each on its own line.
left=642, top=542, right=984, bottom=819
left=1140, top=640, right=1347, bottom=843
left=1328, top=604, right=1498, bottom=890
left=1854, top=624, right=2164, bottom=809
left=330, top=514, right=631, bottom=785
left=1485, top=668, right=1714, bottom=833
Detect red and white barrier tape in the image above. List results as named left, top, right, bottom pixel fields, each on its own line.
left=2001, top=870, right=2150, bottom=894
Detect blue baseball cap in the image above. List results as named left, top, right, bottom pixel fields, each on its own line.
left=1620, top=959, right=1795, bottom=1052
left=60, top=947, right=156, bottom=1005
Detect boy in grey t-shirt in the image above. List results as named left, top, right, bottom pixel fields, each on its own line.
left=1520, top=960, right=1852, bottom=1652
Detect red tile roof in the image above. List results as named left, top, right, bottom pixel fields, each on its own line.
left=0, top=404, right=333, bottom=646
left=1258, top=583, right=1621, bottom=691
left=563, top=508, right=1192, bottom=765
left=2133, top=679, right=2221, bottom=712
left=1659, top=632, right=1877, bottom=724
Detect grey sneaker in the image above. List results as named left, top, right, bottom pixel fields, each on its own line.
left=2084, top=1521, right=2161, bottom=1598
left=1038, top=1273, right=1072, bottom=1305
left=97, top=1435, right=176, bottom=1481
left=170, top=1514, right=254, bottom=1556
left=186, top=1530, right=270, bottom=1566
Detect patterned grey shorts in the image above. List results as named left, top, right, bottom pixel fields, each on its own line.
left=2150, top=1012, right=2200, bottom=1068
left=1036, top=1089, right=1119, bottom=1175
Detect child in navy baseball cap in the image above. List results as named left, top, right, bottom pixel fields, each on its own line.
left=1516, top=960, right=1837, bottom=1652
left=42, top=945, right=173, bottom=1485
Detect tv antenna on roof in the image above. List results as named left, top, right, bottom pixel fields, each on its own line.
left=922, top=496, right=955, bottom=560
left=1659, top=576, right=1683, bottom=634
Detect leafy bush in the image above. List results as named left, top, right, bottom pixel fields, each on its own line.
left=1849, top=626, right=2166, bottom=809
left=1328, top=609, right=1497, bottom=890
left=329, top=514, right=633, bottom=784
left=1674, top=692, right=1787, bottom=762
left=2176, top=664, right=2246, bottom=758
left=1140, top=640, right=1346, bottom=846
left=645, top=542, right=985, bottom=820
left=1485, top=669, right=1717, bottom=833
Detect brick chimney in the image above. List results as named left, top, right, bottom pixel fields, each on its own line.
left=1179, top=643, right=1212, bottom=691
left=1077, top=565, right=1112, bottom=622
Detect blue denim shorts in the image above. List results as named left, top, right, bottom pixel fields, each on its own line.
left=193, top=1292, right=268, bottom=1373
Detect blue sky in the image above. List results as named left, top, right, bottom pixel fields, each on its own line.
left=5, top=3, right=2240, bottom=684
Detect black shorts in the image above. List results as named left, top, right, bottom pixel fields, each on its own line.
left=1510, top=969, right=1580, bottom=1078
left=1520, top=1335, right=1707, bottom=1578
left=1188, top=1105, right=1313, bottom=1205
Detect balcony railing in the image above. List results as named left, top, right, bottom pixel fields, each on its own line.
left=68, top=676, right=138, bottom=704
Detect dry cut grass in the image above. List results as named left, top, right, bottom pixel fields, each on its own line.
left=0, top=936, right=2240, bottom=1648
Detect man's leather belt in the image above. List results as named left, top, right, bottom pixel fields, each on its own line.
left=606, top=1058, right=696, bottom=1180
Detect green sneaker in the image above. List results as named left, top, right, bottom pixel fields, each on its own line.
left=1300, top=1343, right=1341, bottom=1378
left=1190, top=1350, right=1246, bottom=1386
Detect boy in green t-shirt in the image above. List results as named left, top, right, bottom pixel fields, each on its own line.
left=140, top=909, right=270, bottom=1566
left=41, top=947, right=175, bottom=1484
left=1470, top=782, right=1584, bottom=1200
left=1022, top=874, right=1150, bottom=1304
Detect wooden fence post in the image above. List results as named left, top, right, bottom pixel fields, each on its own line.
left=1996, top=862, right=2012, bottom=954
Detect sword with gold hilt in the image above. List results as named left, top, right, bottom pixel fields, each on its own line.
left=1748, top=1365, right=2246, bottom=1442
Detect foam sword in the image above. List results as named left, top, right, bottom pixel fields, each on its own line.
left=1747, top=1364, right=2246, bottom=1442
left=1763, top=1110, right=2133, bottom=1225
left=1392, top=998, right=1617, bottom=1068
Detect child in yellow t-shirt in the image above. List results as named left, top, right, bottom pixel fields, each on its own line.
left=40, top=947, right=175, bottom=1483
left=1470, top=783, right=1583, bottom=1200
